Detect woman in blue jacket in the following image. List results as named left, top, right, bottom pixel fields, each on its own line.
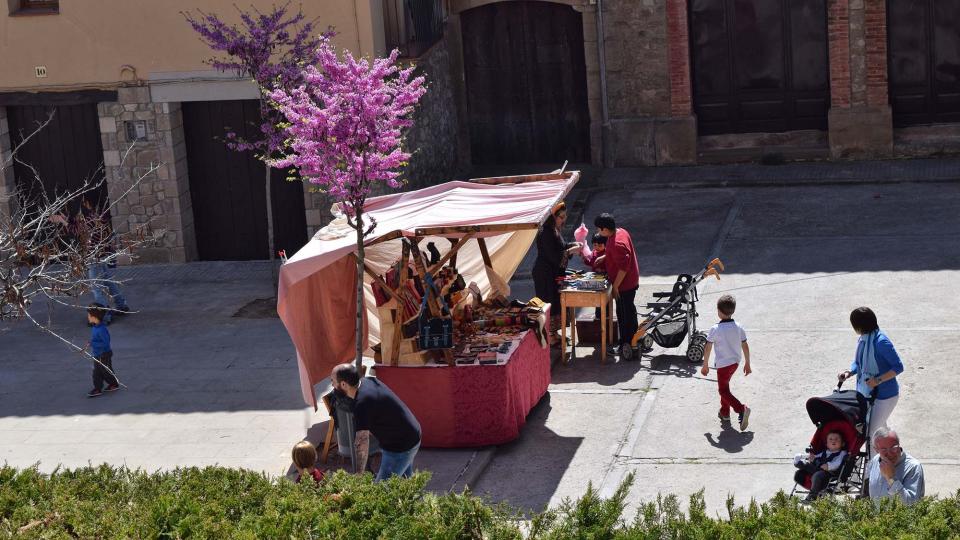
left=838, top=307, right=905, bottom=439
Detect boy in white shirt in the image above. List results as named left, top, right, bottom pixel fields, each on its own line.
left=700, top=295, right=752, bottom=431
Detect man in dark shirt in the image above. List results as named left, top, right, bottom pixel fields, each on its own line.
left=331, top=363, right=421, bottom=480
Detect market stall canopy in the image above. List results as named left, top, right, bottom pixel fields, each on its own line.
left=278, top=171, right=579, bottom=409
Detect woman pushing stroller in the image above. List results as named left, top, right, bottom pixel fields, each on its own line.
left=837, top=307, right=906, bottom=439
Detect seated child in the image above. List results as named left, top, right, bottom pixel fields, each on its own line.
left=793, top=430, right=848, bottom=501
left=581, top=232, right=608, bottom=274
left=292, top=440, right=325, bottom=484
left=581, top=233, right=609, bottom=320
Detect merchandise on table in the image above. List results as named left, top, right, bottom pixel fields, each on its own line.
left=372, top=251, right=547, bottom=367
left=560, top=271, right=609, bottom=291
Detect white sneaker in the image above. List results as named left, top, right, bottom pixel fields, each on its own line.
left=739, top=406, right=751, bottom=431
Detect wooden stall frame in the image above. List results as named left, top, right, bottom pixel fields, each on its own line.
left=362, top=223, right=536, bottom=367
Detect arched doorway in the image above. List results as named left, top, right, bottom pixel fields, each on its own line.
left=689, top=0, right=830, bottom=135
left=461, top=1, right=591, bottom=164
left=887, top=0, right=960, bottom=127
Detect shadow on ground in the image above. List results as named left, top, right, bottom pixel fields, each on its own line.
left=704, top=423, right=755, bottom=454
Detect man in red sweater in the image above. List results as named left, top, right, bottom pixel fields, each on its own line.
left=595, top=213, right=640, bottom=358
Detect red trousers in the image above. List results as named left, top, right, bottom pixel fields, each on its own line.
left=716, top=363, right=745, bottom=416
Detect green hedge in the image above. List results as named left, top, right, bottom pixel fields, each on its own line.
left=3, top=466, right=960, bottom=539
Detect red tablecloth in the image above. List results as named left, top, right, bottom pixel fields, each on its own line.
left=374, top=329, right=551, bottom=448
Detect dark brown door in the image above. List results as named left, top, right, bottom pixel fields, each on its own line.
left=182, top=100, right=307, bottom=261
left=689, top=0, right=830, bottom=135
left=887, top=0, right=960, bottom=127
left=7, top=103, right=107, bottom=212
left=461, top=1, right=590, bottom=164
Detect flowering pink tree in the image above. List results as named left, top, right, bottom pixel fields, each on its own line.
left=184, top=3, right=322, bottom=266
left=271, top=35, right=426, bottom=367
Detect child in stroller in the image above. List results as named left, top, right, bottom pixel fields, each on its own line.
left=791, top=386, right=869, bottom=500
left=793, top=430, right=847, bottom=501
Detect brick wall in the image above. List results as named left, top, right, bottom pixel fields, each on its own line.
left=828, top=0, right=852, bottom=108
left=826, top=0, right=893, bottom=158
left=864, top=0, right=889, bottom=107
left=666, top=0, right=691, bottom=117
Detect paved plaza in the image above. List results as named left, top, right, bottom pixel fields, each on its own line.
left=3, top=159, right=960, bottom=516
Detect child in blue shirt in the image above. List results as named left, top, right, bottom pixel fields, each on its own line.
left=87, top=303, right=119, bottom=398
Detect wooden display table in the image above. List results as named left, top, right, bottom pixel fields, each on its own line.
left=560, top=285, right=614, bottom=363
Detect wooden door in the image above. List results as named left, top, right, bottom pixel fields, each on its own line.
left=689, top=0, right=830, bottom=135
left=461, top=1, right=591, bottom=164
left=181, top=100, right=307, bottom=261
left=7, top=103, right=108, bottom=212
left=887, top=0, right=960, bottom=127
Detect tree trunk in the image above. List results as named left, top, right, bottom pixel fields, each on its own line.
left=264, top=163, right=278, bottom=287
left=354, top=207, right=365, bottom=370
left=258, top=97, right=277, bottom=288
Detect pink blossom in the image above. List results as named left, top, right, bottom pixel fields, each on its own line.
left=270, top=35, right=426, bottom=226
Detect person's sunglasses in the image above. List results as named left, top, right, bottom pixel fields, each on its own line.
left=876, top=444, right=901, bottom=453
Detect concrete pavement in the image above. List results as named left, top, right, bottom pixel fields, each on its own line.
left=473, top=179, right=960, bottom=516
left=0, top=261, right=486, bottom=492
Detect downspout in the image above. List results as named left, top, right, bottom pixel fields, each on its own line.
left=596, top=0, right=610, bottom=164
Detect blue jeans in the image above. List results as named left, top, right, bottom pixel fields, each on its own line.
left=375, top=442, right=420, bottom=481
left=88, top=263, right=127, bottom=321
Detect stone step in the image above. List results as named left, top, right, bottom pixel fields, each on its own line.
left=697, top=145, right=831, bottom=165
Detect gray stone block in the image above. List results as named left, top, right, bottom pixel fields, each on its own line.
left=828, top=106, right=894, bottom=159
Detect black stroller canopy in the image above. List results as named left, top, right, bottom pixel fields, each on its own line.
left=805, top=389, right=867, bottom=427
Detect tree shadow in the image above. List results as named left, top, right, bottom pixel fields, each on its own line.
left=704, top=422, right=755, bottom=454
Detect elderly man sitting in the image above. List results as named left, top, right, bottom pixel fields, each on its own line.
left=868, top=427, right=925, bottom=505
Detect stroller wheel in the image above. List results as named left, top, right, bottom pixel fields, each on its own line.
left=619, top=343, right=636, bottom=361
left=640, top=334, right=655, bottom=353
left=686, top=344, right=704, bottom=363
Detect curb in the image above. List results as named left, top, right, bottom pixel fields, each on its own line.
left=449, top=446, right=497, bottom=493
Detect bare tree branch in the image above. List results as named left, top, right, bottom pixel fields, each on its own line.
left=1, top=117, right=165, bottom=381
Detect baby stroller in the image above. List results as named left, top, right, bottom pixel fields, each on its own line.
left=620, top=258, right=724, bottom=362
left=790, top=384, right=869, bottom=499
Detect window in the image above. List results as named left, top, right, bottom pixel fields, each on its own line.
left=16, top=0, right=59, bottom=13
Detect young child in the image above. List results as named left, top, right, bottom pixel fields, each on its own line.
left=292, top=440, right=325, bottom=484
left=700, top=295, right=752, bottom=430
left=581, top=232, right=608, bottom=274
left=87, top=303, right=119, bottom=398
left=793, top=430, right=848, bottom=501
left=582, top=233, right=608, bottom=319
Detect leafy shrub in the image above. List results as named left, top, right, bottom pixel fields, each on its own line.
left=3, top=466, right=960, bottom=539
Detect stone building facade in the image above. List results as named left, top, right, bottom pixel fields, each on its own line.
left=3, top=0, right=959, bottom=263
left=440, top=0, right=959, bottom=166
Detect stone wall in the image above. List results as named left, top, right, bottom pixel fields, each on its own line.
left=0, top=107, right=17, bottom=219
left=600, top=0, right=696, bottom=166
left=603, top=0, right=671, bottom=118
left=97, top=87, right=197, bottom=263
left=402, top=34, right=464, bottom=189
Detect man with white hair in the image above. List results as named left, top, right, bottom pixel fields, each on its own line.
left=868, top=427, right=925, bottom=505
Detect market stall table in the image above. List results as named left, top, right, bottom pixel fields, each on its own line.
left=560, top=284, right=613, bottom=363
left=374, top=316, right=551, bottom=448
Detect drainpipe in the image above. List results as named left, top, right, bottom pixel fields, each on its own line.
left=595, top=0, right=610, bottom=165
